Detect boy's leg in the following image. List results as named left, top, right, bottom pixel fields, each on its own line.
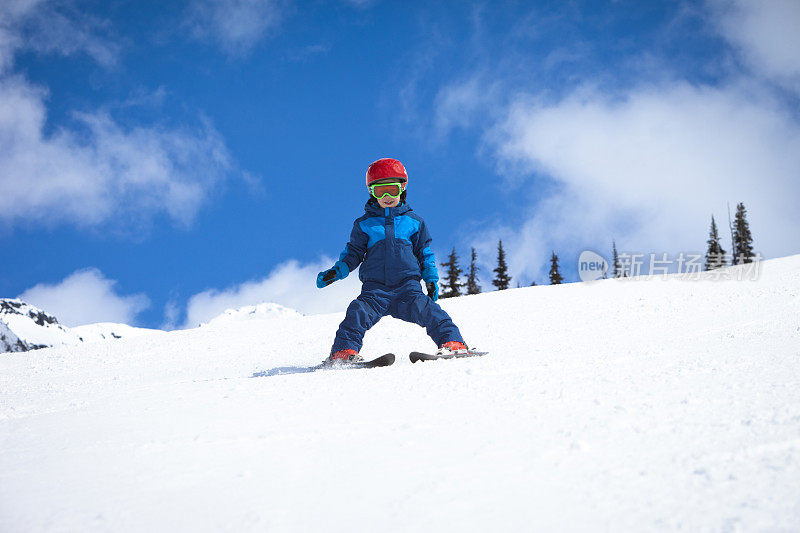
left=331, top=285, right=392, bottom=354
left=389, top=281, right=464, bottom=347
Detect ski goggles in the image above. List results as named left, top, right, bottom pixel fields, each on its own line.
left=369, top=181, right=404, bottom=199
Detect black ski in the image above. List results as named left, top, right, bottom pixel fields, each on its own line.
left=409, top=350, right=488, bottom=363
left=322, top=353, right=396, bottom=370
left=253, top=353, right=395, bottom=377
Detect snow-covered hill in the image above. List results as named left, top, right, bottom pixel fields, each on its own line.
left=70, top=322, right=166, bottom=344
left=0, top=299, right=163, bottom=353
left=1, top=256, right=799, bottom=531
left=0, top=299, right=80, bottom=352
left=0, top=319, right=26, bottom=352
left=202, top=302, right=303, bottom=328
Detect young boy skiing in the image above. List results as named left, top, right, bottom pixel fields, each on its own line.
left=316, top=157, right=468, bottom=364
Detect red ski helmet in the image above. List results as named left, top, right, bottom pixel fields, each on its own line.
left=366, top=158, right=408, bottom=188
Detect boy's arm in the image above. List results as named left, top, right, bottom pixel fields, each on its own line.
left=317, top=220, right=367, bottom=288
left=413, top=220, right=438, bottom=281
left=317, top=220, right=368, bottom=289
left=338, top=220, right=368, bottom=274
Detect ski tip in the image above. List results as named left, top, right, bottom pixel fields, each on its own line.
left=409, top=352, right=425, bottom=363
left=409, top=350, right=488, bottom=363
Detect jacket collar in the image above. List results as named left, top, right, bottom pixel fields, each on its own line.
left=364, top=200, right=412, bottom=217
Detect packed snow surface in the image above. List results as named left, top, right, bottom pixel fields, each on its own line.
left=2, top=256, right=800, bottom=531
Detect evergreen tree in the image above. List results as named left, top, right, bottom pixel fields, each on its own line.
left=732, top=202, right=755, bottom=264
left=549, top=251, right=564, bottom=284
left=530, top=280, right=537, bottom=286
left=704, top=215, right=727, bottom=270
left=466, top=248, right=481, bottom=294
left=612, top=240, right=622, bottom=278
left=492, top=240, right=512, bottom=290
left=440, top=247, right=465, bottom=298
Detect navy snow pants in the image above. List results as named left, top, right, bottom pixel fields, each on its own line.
left=331, top=279, right=464, bottom=354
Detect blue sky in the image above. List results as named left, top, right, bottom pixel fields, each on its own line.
left=2, top=0, right=799, bottom=329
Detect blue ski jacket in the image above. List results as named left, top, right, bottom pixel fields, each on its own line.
left=335, top=200, right=439, bottom=287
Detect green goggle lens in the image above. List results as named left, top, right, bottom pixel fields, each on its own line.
left=370, top=182, right=403, bottom=198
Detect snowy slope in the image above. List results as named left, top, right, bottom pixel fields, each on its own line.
left=1, top=256, right=799, bottom=531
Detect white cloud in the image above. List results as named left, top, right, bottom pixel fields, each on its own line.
left=1, top=1, right=45, bottom=73
left=182, top=257, right=366, bottom=328
left=18, top=268, right=150, bottom=327
left=433, top=76, right=502, bottom=141
left=22, top=4, right=120, bottom=68
left=0, top=0, right=119, bottom=73
left=416, top=2, right=800, bottom=285
left=481, top=81, right=800, bottom=281
left=710, top=0, right=800, bottom=94
left=161, top=299, right=181, bottom=331
left=0, top=2, right=236, bottom=231
left=0, top=75, right=233, bottom=230
left=423, top=1, right=800, bottom=283
left=186, top=0, right=288, bottom=55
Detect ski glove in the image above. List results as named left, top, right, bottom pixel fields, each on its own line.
left=426, top=281, right=439, bottom=302
left=421, top=267, right=439, bottom=302
left=316, top=261, right=349, bottom=288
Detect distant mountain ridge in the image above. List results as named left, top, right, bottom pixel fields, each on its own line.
left=1, top=298, right=306, bottom=353
left=0, top=299, right=162, bottom=353
left=0, top=299, right=77, bottom=352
